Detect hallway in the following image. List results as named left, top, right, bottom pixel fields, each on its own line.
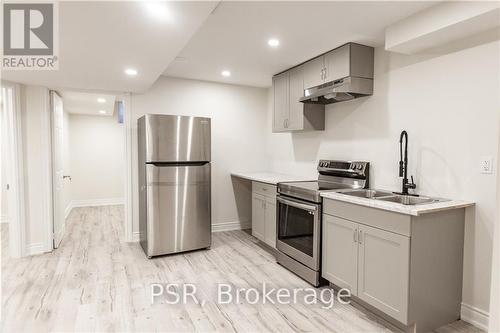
left=1, top=206, right=481, bottom=332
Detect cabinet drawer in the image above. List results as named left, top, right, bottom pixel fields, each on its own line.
left=252, top=181, right=277, bottom=198
left=323, top=199, right=411, bottom=237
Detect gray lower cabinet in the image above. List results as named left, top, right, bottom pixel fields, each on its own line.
left=357, top=223, right=410, bottom=323
left=251, top=193, right=266, bottom=241
left=264, top=196, right=276, bottom=248
left=322, top=215, right=409, bottom=323
left=322, top=198, right=466, bottom=333
left=322, top=215, right=359, bottom=294
left=251, top=181, right=277, bottom=248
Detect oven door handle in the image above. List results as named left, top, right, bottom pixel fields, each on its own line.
left=277, top=197, right=318, bottom=212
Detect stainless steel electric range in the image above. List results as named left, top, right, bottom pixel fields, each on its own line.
left=276, top=160, right=370, bottom=286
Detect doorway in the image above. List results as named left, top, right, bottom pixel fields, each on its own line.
left=50, top=90, right=129, bottom=248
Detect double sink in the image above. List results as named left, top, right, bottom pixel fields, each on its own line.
left=338, top=189, right=447, bottom=206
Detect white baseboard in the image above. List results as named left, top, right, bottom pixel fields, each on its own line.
left=212, top=220, right=250, bottom=232
left=461, top=302, right=489, bottom=331
left=71, top=197, right=125, bottom=208
left=26, top=242, right=48, bottom=256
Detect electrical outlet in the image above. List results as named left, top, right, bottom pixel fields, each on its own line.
left=480, top=156, right=493, bottom=174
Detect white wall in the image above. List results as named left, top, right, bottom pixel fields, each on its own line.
left=130, top=77, right=269, bottom=233
left=266, top=40, right=499, bottom=322
left=69, top=113, right=125, bottom=204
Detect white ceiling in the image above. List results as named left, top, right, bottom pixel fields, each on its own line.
left=61, top=91, right=117, bottom=117
left=2, top=1, right=218, bottom=93
left=163, top=1, right=438, bottom=87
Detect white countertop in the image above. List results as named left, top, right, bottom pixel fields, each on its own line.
left=231, top=171, right=313, bottom=185
left=321, top=191, right=475, bottom=216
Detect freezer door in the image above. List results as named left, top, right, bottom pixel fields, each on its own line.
left=145, top=163, right=211, bottom=256
left=143, top=114, right=211, bottom=163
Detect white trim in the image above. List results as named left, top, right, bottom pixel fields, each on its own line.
left=71, top=198, right=125, bottom=208
left=212, top=220, right=251, bottom=232
left=43, top=88, right=53, bottom=252
left=26, top=242, right=48, bottom=256
left=461, top=302, right=489, bottom=331
left=0, top=215, right=9, bottom=224
left=122, top=94, right=134, bottom=242
left=132, top=231, right=140, bottom=242
left=64, top=203, right=73, bottom=220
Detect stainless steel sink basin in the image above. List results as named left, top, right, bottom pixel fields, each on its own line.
left=375, top=195, right=443, bottom=205
left=339, top=189, right=394, bottom=199
left=338, top=188, right=447, bottom=206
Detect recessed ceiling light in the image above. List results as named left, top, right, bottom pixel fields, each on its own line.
left=97, top=98, right=106, bottom=103
left=221, top=70, right=231, bottom=77
left=144, top=2, right=173, bottom=22
left=268, top=38, right=280, bottom=47
left=99, top=110, right=106, bottom=114
left=125, top=68, right=138, bottom=76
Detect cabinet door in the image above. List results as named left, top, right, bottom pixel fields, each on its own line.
left=264, top=196, right=276, bottom=248
left=303, top=56, right=325, bottom=90
left=287, top=66, right=304, bottom=131
left=251, top=193, right=266, bottom=241
left=322, top=215, right=359, bottom=295
left=272, top=72, right=289, bottom=132
left=357, top=224, right=410, bottom=324
left=324, top=44, right=350, bottom=82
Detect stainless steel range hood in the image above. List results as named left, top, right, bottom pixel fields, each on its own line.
left=300, top=76, right=373, bottom=104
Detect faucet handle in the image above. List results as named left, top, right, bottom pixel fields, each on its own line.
left=408, top=176, right=417, bottom=189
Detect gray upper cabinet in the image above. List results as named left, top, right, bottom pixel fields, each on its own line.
left=273, top=72, right=289, bottom=132
left=325, top=43, right=374, bottom=82
left=272, top=66, right=324, bottom=132
left=287, top=66, right=305, bottom=130
left=303, top=56, right=326, bottom=90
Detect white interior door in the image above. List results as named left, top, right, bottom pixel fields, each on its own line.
left=51, top=92, right=65, bottom=248
left=1, top=83, right=25, bottom=258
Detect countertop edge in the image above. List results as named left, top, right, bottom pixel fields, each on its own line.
left=231, top=172, right=314, bottom=185
left=320, top=192, right=475, bottom=216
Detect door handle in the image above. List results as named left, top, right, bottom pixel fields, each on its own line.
left=277, top=196, right=317, bottom=211
left=353, top=229, right=357, bottom=243
left=358, top=230, right=363, bottom=244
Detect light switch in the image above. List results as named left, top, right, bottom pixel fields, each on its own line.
left=480, top=156, right=493, bottom=174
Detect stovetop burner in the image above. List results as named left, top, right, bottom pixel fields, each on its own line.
left=277, top=160, right=370, bottom=202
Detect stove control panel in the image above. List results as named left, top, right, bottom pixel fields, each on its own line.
left=317, top=160, right=369, bottom=177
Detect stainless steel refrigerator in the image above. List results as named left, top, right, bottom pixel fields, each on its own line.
left=138, top=114, right=211, bottom=257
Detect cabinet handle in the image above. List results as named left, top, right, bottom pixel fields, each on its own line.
left=353, top=229, right=357, bottom=243
left=323, top=67, right=327, bottom=80
left=359, top=230, right=363, bottom=244
left=320, top=68, right=324, bottom=80
left=283, top=119, right=286, bottom=128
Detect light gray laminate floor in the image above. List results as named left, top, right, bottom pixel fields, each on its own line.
left=1, top=206, right=483, bottom=333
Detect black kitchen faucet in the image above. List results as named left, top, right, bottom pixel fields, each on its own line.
left=395, top=130, right=418, bottom=196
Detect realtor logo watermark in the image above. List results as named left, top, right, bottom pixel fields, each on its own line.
left=2, top=2, right=59, bottom=70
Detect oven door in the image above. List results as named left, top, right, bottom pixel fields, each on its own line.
left=276, top=195, right=321, bottom=271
